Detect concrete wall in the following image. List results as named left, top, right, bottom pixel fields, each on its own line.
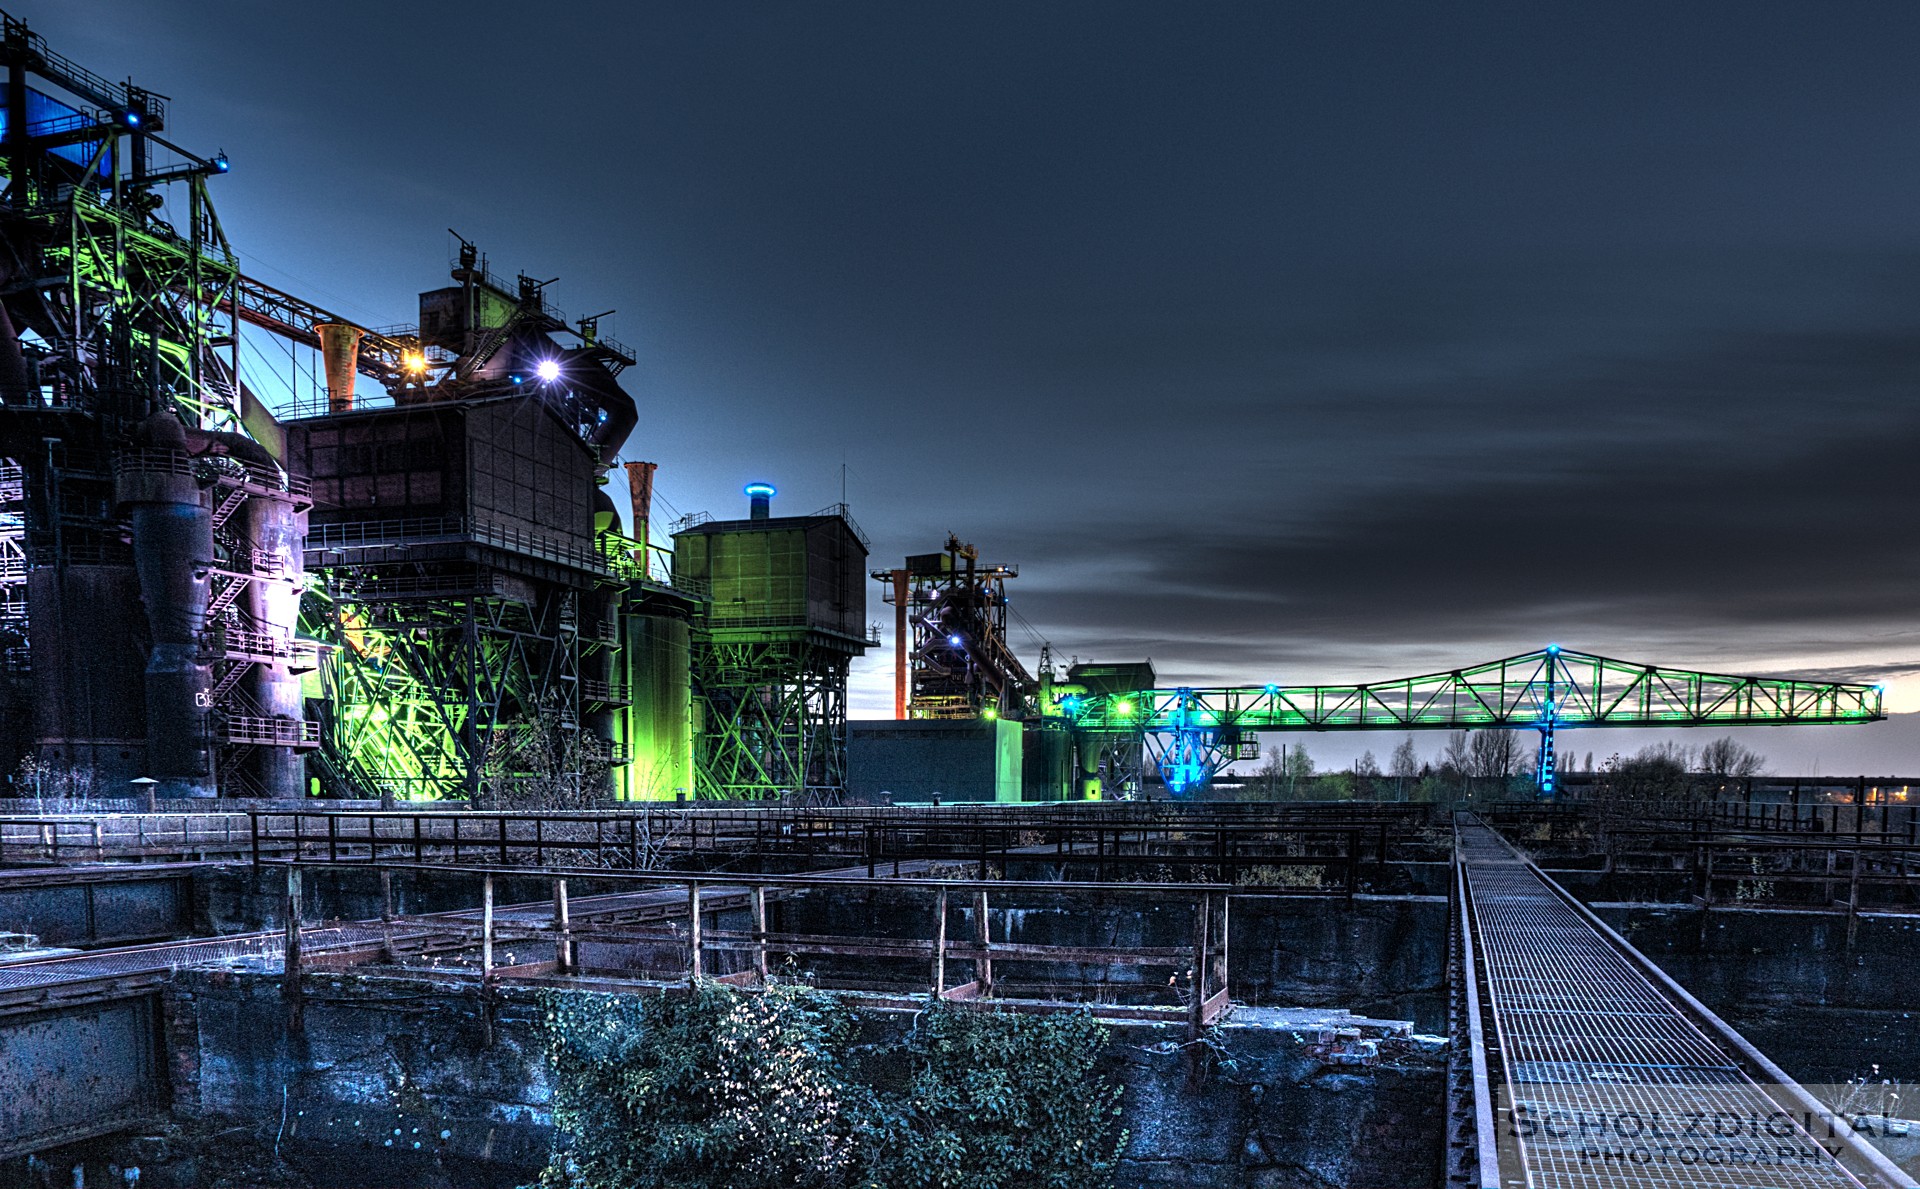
left=0, top=873, right=189, bottom=946
left=1600, top=903, right=1920, bottom=1086
left=847, top=718, right=1024, bottom=803
left=151, top=968, right=1442, bottom=1189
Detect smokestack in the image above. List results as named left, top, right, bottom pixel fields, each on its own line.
left=745, top=482, right=774, bottom=521
left=314, top=322, right=364, bottom=413
left=625, top=460, right=658, bottom=554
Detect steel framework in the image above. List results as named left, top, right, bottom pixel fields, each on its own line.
left=0, top=9, right=315, bottom=796
left=304, top=574, right=597, bottom=802
left=873, top=535, right=1033, bottom=720
left=688, top=634, right=854, bottom=801
left=1061, top=647, right=1886, bottom=797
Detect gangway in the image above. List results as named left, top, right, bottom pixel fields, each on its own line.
left=1452, top=815, right=1914, bottom=1189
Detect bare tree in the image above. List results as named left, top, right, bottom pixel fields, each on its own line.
left=1389, top=736, right=1420, bottom=780
left=1464, top=730, right=1526, bottom=779
left=1253, top=746, right=1287, bottom=799
left=1594, top=742, right=1692, bottom=803
left=10, top=754, right=98, bottom=808
left=1350, top=749, right=1381, bottom=798
left=1440, top=731, right=1472, bottom=781
left=1697, top=737, right=1766, bottom=778
left=472, top=711, right=613, bottom=811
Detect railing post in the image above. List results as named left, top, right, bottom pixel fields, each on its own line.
left=554, top=878, right=573, bottom=972
left=1189, top=892, right=1211, bottom=1040
left=973, top=888, right=991, bottom=996
left=1846, top=847, right=1863, bottom=950
left=481, top=874, right=495, bottom=978
left=687, top=881, right=703, bottom=983
left=413, top=813, right=422, bottom=863
left=250, top=812, right=260, bottom=866
left=1214, top=894, right=1230, bottom=1008
left=751, top=884, right=768, bottom=983
left=932, top=886, right=947, bottom=996
left=283, top=865, right=304, bottom=1031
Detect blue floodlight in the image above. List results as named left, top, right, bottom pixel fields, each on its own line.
left=947, top=634, right=963, bottom=647
left=210, top=153, right=229, bottom=173
left=535, top=359, right=561, bottom=383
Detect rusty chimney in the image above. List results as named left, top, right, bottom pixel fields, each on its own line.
left=624, top=460, right=658, bottom=558
left=314, top=322, right=364, bottom=413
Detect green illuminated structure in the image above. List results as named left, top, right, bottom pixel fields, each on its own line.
left=673, top=491, right=871, bottom=800
left=1060, top=647, right=1886, bottom=797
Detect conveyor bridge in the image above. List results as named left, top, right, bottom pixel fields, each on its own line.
left=1060, top=647, right=1884, bottom=795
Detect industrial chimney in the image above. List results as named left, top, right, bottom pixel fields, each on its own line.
left=626, top=460, right=658, bottom=555
left=314, top=322, right=364, bottom=412
left=746, top=482, right=774, bottom=521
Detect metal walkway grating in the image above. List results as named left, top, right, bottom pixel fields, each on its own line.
left=0, top=924, right=394, bottom=993
left=1459, top=820, right=1902, bottom=1189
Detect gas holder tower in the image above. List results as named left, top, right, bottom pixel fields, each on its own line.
left=673, top=484, right=873, bottom=800
left=873, top=534, right=1035, bottom=721
left=0, top=9, right=315, bottom=798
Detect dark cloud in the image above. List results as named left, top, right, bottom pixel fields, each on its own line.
left=42, top=1, right=1920, bottom=764
left=992, top=316, right=1920, bottom=687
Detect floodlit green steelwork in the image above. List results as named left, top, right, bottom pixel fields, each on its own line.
left=673, top=499, right=871, bottom=800
left=1059, top=647, right=1886, bottom=796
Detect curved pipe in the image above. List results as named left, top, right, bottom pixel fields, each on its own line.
left=0, top=251, right=34, bottom=405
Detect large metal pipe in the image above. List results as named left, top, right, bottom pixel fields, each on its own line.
left=314, top=322, right=363, bottom=413
left=243, top=490, right=306, bottom=799
left=624, top=460, right=656, bottom=555
left=0, top=300, right=32, bottom=405
left=120, top=415, right=215, bottom=797
left=747, top=482, right=773, bottom=521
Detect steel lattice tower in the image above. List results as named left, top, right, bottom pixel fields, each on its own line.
left=673, top=490, right=871, bottom=800
left=0, top=9, right=315, bottom=797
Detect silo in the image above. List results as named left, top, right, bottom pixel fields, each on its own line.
left=623, top=597, right=693, bottom=800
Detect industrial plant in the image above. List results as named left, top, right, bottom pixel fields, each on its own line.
left=0, top=10, right=1915, bottom=1189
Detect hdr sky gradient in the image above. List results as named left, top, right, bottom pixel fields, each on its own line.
left=53, top=1, right=1920, bottom=773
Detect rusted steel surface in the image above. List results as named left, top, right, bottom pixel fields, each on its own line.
left=0, top=995, right=165, bottom=1160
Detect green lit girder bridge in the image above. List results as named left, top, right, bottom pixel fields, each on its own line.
left=1057, top=647, right=1884, bottom=797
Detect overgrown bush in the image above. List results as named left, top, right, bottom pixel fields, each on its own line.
left=874, top=1001, right=1127, bottom=1189
left=537, top=981, right=873, bottom=1189
left=532, top=985, right=1126, bottom=1189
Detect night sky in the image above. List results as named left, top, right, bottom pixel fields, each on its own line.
left=51, top=1, right=1920, bottom=772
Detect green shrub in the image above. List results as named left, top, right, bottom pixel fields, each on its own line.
left=534, top=986, right=1125, bottom=1189
left=536, top=981, right=872, bottom=1189
left=875, top=1003, right=1126, bottom=1189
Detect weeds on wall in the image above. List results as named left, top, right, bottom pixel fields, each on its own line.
left=532, top=982, right=1126, bottom=1189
